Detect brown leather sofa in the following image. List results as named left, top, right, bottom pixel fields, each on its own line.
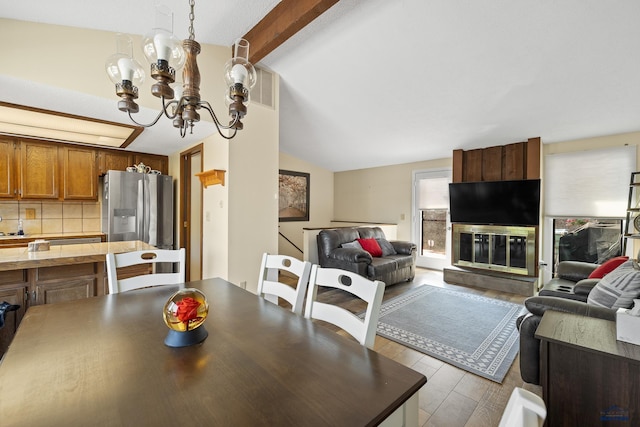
left=316, top=227, right=416, bottom=286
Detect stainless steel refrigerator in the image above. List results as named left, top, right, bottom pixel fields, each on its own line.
left=102, top=170, right=174, bottom=249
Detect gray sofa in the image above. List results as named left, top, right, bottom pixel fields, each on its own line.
left=316, top=227, right=416, bottom=286
left=517, top=257, right=631, bottom=384
left=536, top=260, right=601, bottom=302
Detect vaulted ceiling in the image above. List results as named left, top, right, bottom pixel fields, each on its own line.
left=2, top=0, right=640, bottom=171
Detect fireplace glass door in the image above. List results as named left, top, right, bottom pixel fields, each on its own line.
left=452, top=224, right=537, bottom=276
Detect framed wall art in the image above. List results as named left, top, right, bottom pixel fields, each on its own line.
left=279, top=170, right=310, bottom=222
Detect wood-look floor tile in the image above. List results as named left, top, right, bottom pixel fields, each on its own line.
left=419, top=407, right=432, bottom=426
left=420, top=363, right=466, bottom=414
left=427, top=391, right=478, bottom=427
left=454, top=373, right=491, bottom=402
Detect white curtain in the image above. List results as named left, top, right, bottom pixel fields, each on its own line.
left=544, top=145, right=636, bottom=217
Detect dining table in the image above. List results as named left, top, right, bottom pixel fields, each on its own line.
left=0, top=278, right=427, bottom=426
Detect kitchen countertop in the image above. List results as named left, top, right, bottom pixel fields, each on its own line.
left=0, top=240, right=156, bottom=271
left=0, top=232, right=105, bottom=242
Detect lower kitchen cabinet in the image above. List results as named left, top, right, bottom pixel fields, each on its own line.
left=0, top=261, right=106, bottom=357
left=32, top=262, right=103, bottom=305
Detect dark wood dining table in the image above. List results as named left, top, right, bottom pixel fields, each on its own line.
left=0, top=278, right=426, bottom=426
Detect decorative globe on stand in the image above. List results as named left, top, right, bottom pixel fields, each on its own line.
left=163, top=288, right=209, bottom=347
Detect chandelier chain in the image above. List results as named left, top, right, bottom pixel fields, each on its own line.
left=188, top=0, right=196, bottom=40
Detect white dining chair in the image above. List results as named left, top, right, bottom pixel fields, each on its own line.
left=498, top=387, right=547, bottom=427
left=106, top=248, right=186, bottom=294
left=304, top=265, right=385, bottom=349
left=257, top=253, right=312, bottom=315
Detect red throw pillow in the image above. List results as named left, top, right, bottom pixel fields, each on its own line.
left=357, top=238, right=383, bottom=257
left=588, top=256, right=629, bottom=279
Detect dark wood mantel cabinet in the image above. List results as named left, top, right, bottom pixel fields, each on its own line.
left=0, top=136, right=168, bottom=201
left=452, top=137, right=541, bottom=183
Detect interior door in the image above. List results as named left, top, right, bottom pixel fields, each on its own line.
left=179, top=144, right=203, bottom=282
left=412, top=169, right=452, bottom=270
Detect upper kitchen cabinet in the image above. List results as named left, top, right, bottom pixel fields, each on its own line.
left=0, top=137, right=17, bottom=199
left=0, top=136, right=168, bottom=200
left=19, top=140, right=59, bottom=199
left=134, top=153, right=168, bottom=175
left=98, top=149, right=132, bottom=175
left=62, top=145, right=97, bottom=200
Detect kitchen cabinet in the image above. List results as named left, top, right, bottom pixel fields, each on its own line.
left=134, top=153, right=168, bottom=175
left=62, top=145, right=98, bottom=200
left=0, top=137, right=17, bottom=199
left=19, top=139, right=59, bottom=199
left=0, top=136, right=169, bottom=201
left=98, top=149, right=133, bottom=175
left=32, top=263, right=101, bottom=305
left=0, top=270, right=27, bottom=357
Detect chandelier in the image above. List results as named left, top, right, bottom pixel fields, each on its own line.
left=105, top=0, right=256, bottom=139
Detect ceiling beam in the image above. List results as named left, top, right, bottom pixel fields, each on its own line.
left=242, top=0, right=340, bottom=64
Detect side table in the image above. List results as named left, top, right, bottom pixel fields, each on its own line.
left=535, top=310, right=640, bottom=426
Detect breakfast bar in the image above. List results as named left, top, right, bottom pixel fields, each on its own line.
left=0, top=240, right=156, bottom=356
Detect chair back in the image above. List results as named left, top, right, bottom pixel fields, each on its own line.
left=106, top=248, right=186, bottom=294
left=498, top=387, right=546, bottom=427
left=304, top=265, right=384, bottom=348
left=257, top=253, right=312, bottom=315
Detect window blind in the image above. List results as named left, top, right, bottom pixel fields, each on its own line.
left=418, top=177, right=449, bottom=209
left=544, top=145, right=636, bottom=217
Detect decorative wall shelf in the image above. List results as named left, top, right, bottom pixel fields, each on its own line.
left=196, top=169, right=226, bottom=187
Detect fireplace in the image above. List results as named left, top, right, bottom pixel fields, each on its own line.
left=452, top=224, right=537, bottom=276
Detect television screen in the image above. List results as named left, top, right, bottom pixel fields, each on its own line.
left=448, top=179, right=541, bottom=226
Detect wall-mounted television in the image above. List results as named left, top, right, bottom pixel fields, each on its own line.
left=448, top=179, right=541, bottom=226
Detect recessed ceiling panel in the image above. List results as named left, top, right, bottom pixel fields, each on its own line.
left=0, top=102, right=143, bottom=148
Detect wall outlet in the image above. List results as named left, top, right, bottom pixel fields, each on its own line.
left=400, top=213, right=406, bottom=221
left=240, top=281, right=247, bottom=289
left=25, top=208, right=36, bottom=219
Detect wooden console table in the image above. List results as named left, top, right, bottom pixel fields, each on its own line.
left=535, top=311, right=640, bottom=426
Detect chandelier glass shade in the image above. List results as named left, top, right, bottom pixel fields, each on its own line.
left=105, top=1, right=255, bottom=139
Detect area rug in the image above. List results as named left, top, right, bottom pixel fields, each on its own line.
left=368, top=285, right=527, bottom=383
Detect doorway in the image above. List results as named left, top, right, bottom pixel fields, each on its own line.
left=412, top=169, right=452, bottom=270
left=180, top=144, right=203, bottom=281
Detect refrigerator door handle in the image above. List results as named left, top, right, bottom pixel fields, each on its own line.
left=137, top=179, right=144, bottom=242
left=144, top=176, right=151, bottom=244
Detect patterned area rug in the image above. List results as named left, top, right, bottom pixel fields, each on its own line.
left=370, top=285, right=526, bottom=383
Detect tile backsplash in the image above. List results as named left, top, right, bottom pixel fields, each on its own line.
left=0, top=200, right=101, bottom=235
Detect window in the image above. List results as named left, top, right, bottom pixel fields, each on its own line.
left=551, top=218, right=622, bottom=274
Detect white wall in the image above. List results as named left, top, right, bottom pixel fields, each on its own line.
left=227, top=96, right=280, bottom=293
left=278, top=152, right=334, bottom=259
left=334, top=158, right=451, bottom=241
